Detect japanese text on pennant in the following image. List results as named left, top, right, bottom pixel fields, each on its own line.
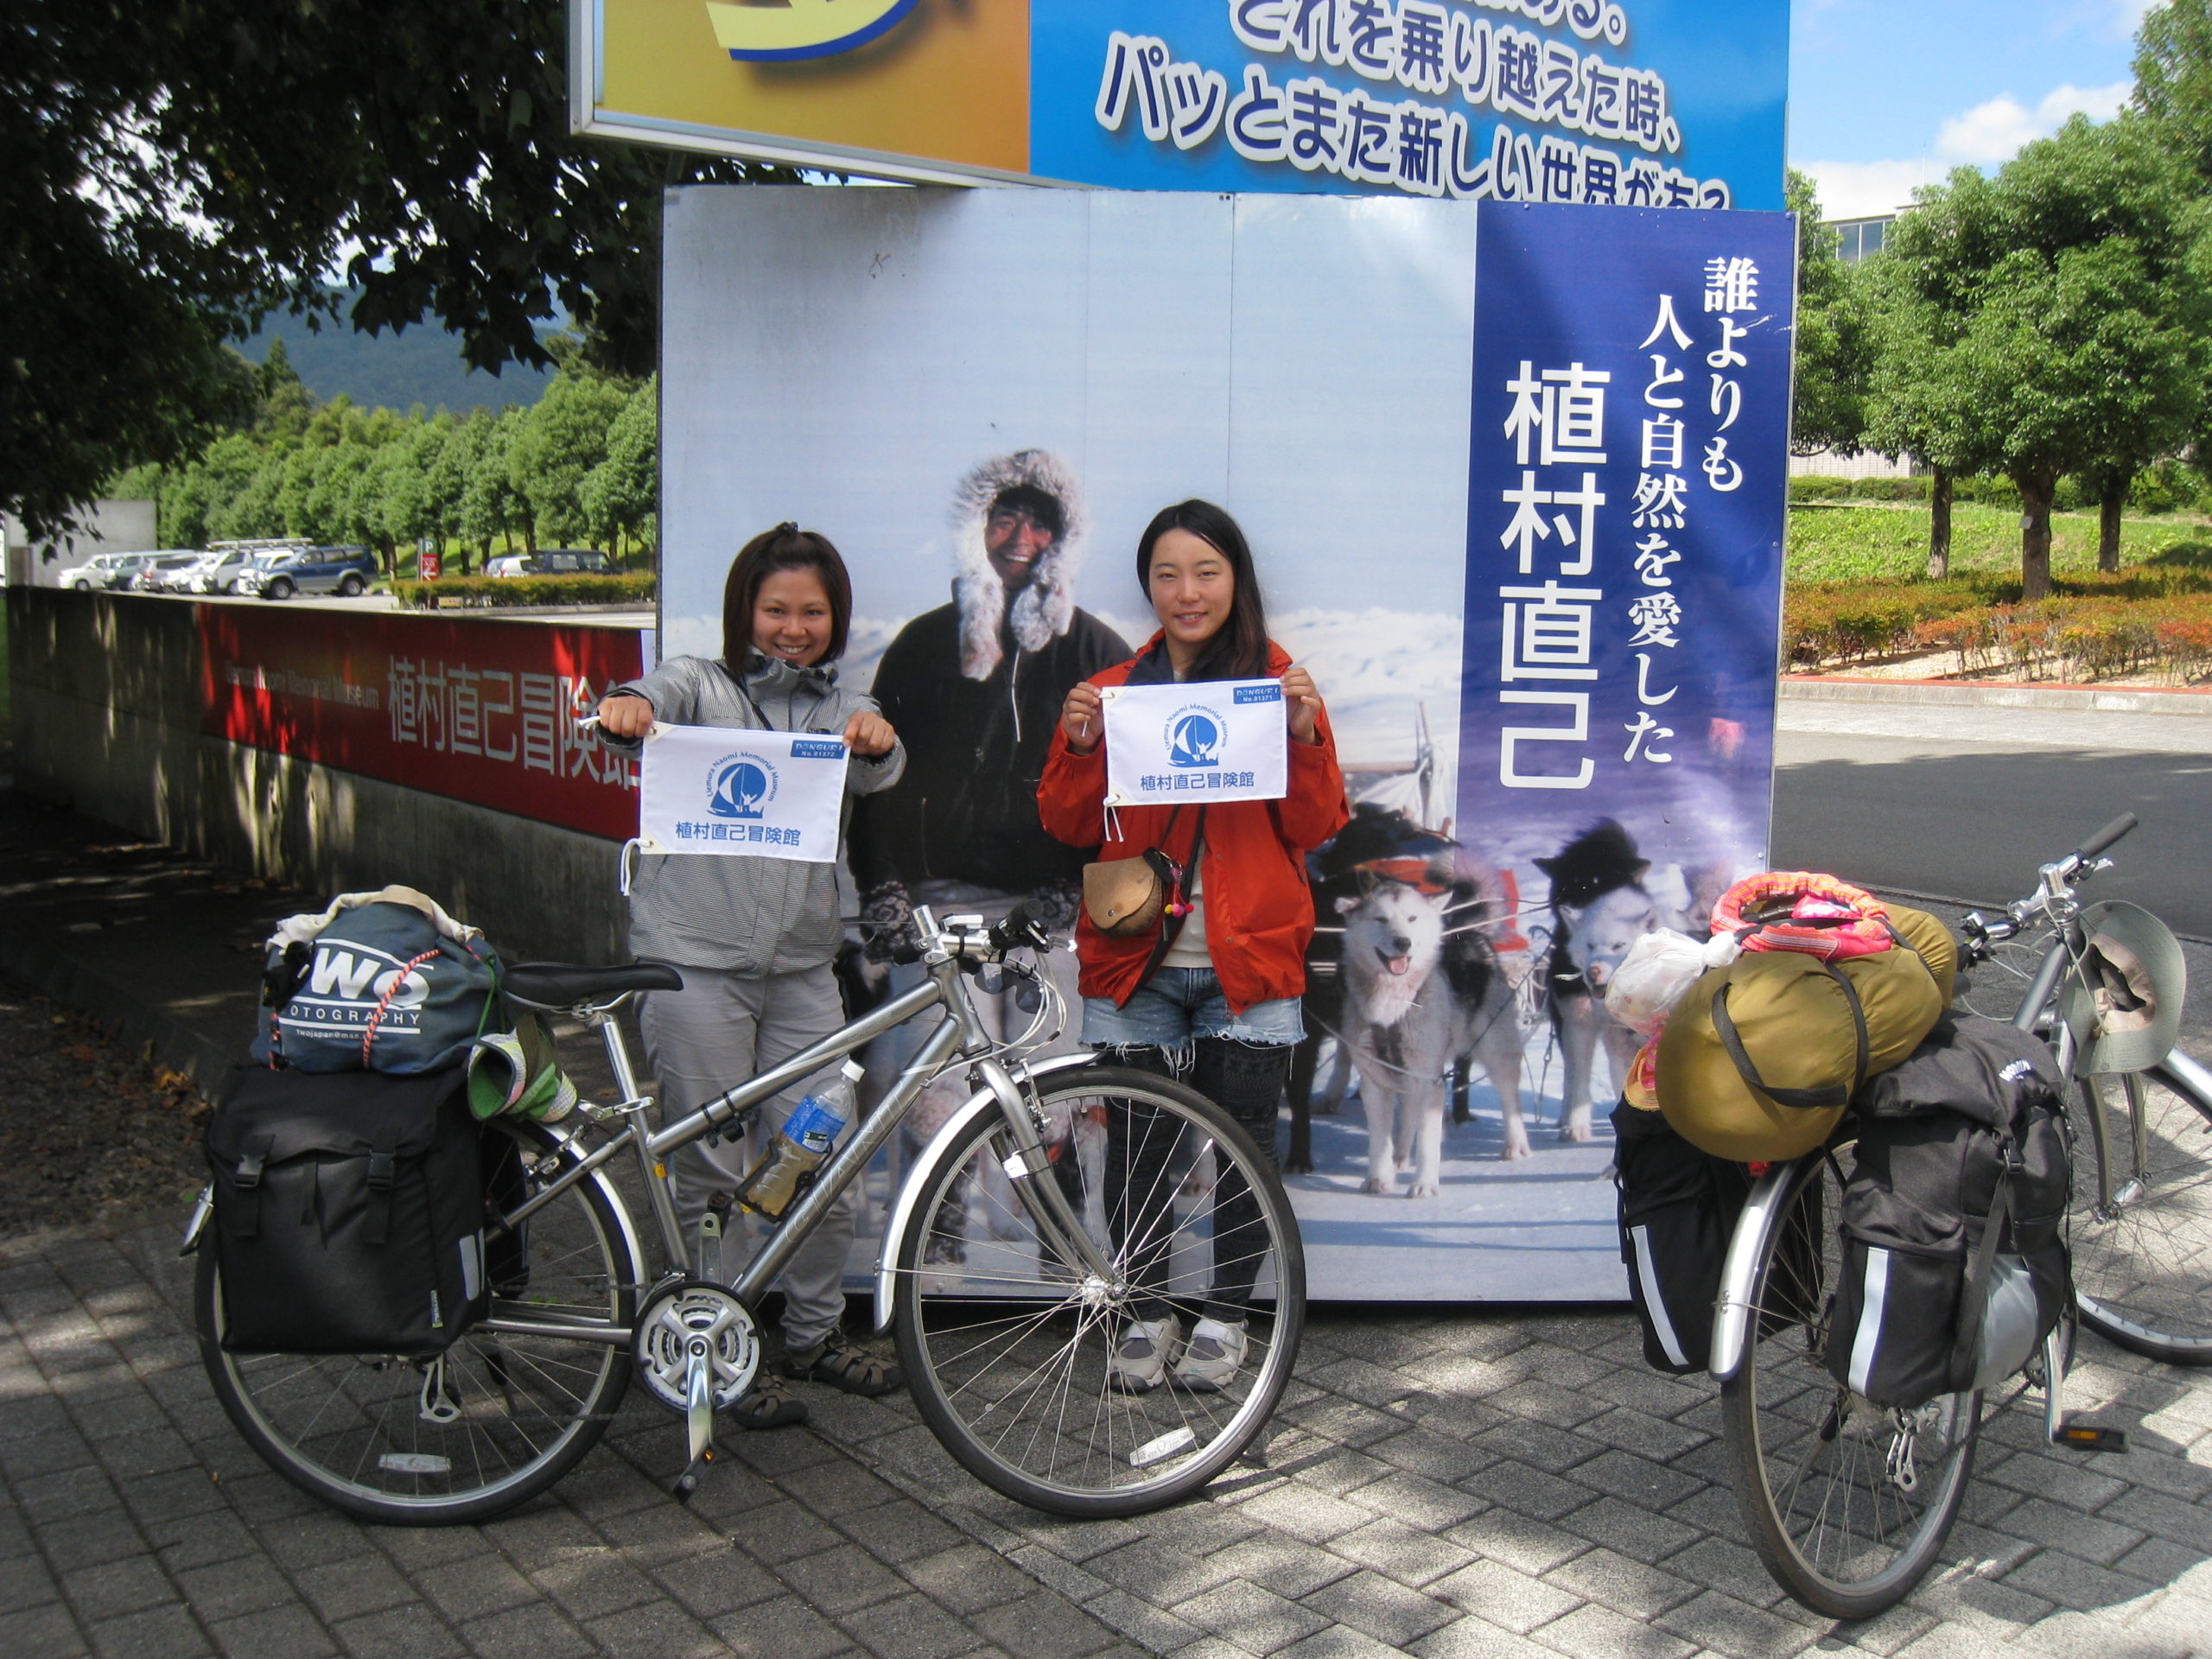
left=1101, top=679, right=1290, bottom=807
left=638, top=725, right=849, bottom=863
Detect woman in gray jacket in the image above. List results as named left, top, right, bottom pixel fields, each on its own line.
left=599, top=524, right=905, bottom=1428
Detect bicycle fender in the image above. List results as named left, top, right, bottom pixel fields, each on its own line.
left=537, top=1122, right=649, bottom=1296
left=1708, top=1160, right=1802, bottom=1382
left=874, top=1052, right=1099, bottom=1332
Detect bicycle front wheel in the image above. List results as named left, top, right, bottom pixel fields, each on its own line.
left=196, top=1120, right=639, bottom=1524
left=893, top=1066, right=1305, bottom=1517
left=1721, top=1145, right=1980, bottom=1619
left=2069, top=1064, right=2212, bottom=1363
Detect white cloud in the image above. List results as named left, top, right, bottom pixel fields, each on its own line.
left=1799, top=78, right=2132, bottom=221
left=1797, top=159, right=1936, bottom=219
left=1933, top=80, right=2132, bottom=164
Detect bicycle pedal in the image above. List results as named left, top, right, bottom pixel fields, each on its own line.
left=672, top=1446, right=716, bottom=1503
left=2051, top=1421, right=2129, bottom=1453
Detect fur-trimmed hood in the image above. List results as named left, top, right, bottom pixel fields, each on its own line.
left=949, top=448, right=1086, bottom=681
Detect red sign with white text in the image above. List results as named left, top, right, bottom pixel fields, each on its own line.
left=200, top=606, right=645, bottom=841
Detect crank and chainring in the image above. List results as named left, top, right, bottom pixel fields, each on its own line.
left=632, top=1278, right=760, bottom=1414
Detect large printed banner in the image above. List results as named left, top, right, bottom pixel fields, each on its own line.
left=660, top=187, right=1791, bottom=1300
left=1459, top=204, right=1789, bottom=891
left=577, top=0, right=1789, bottom=210
left=200, top=607, right=645, bottom=841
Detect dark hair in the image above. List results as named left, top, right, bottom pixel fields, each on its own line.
left=988, top=485, right=1065, bottom=542
left=1135, top=499, right=1270, bottom=682
left=722, top=522, right=852, bottom=665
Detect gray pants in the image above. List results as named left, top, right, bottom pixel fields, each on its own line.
left=641, top=963, right=857, bottom=1353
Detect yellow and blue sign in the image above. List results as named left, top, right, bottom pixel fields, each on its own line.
left=575, top=1, right=1787, bottom=208
left=702, top=0, right=921, bottom=63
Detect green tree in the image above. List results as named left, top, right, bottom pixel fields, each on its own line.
left=1870, top=116, right=2211, bottom=596
left=580, top=378, right=658, bottom=559
left=510, top=372, right=633, bottom=547
left=1787, top=170, right=1875, bottom=459
left=3, top=3, right=796, bottom=539
left=425, top=412, right=490, bottom=573
left=461, top=406, right=530, bottom=557
left=255, top=339, right=318, bottom=441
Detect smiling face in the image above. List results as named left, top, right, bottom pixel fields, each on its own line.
left=983, top=504, right=1057, bottom=592
left=1147, top=528, right=1235, bottom=666
left=751, top=568, right=836, bottom=668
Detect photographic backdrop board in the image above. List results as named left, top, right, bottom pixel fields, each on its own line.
left=660, top=185, right=1793, bottom=1299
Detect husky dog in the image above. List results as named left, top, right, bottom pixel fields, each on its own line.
left=1336, top=876, right=1529, bottom=1192
left=1536, top=820, right=1680, bottom=1143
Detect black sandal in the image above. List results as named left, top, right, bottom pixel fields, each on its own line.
left=728, top=1371, right=808, bottom=1429
left=781, top=1331, right=905, bottom=1397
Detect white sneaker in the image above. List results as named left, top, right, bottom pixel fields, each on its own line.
left=1173, top=1318, right=1248, bottom=1392
left=1109, top=1316, right=1182, bottom=1393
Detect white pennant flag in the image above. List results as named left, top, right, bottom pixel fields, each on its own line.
left=638, top=724, right=849, bottom=863
left=1101, top=679, right=1289, bottom=808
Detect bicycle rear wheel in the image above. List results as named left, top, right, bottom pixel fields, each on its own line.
left=1722, top=1145, right=1980, bottom=1619
left=2069, top=1065, right=2212, bottom=1363
left=197, top=1120, right=638, bottom=1524
left=893, top=1066, right=1305, bottom=1517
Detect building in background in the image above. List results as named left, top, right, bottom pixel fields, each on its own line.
left=3, top=500, right=158, bottom=587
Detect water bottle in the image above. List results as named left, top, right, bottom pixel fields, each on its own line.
left=735, top=1059, right=862, bottom=1220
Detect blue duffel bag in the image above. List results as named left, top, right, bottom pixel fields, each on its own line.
left=252, top=887, right=502, bottom=1074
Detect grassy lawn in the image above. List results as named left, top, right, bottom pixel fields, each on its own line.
left=1786, top=502, right=2212, bottom=584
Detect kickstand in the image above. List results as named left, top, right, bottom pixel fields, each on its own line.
left=673, top=1338, right=719, bottom=1502
left=2042, top=1324, right=2128, bottom=1454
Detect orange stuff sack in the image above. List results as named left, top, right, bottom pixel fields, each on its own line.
left=1657, top=903, right=1952, bottom=1161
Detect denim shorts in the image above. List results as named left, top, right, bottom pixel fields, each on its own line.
left=1081, top=967, right=1305, bottom=1049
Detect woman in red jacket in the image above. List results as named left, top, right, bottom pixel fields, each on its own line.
left=1039, top=499, right=1348, bottom=1394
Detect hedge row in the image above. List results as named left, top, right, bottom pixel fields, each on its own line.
left=395, top=574, right=658, bottom=608
left=1788, top=574, right=2212, bottom=681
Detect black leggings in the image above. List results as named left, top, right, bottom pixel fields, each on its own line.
left=1106, top=1039, right=1290, bottom=1323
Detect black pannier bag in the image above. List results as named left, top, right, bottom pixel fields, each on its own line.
left=1826, top=1014, right=2072, bottom=1408
left=1613, top=1102, right=1748, bottom=1373
left=1612, top=1103, right=1825, bottom=1374
left=207, top=1066, right=488, bottom=1355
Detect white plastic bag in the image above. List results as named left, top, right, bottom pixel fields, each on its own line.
left=1605, top=928, right=1710, bottom=1038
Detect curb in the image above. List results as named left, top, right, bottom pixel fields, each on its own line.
left=0, top=924, right=238, bottom=1099
left=1782, top=676, right=2212, bottom=717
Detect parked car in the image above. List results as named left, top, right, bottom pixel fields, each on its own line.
left=188, top=549, right=255, bottom=594
left=58, top=552, right=137, bottom=590
left=137, top=553, right=208, bottom=594
left=250, top=545, right=378, bottom=601
left=485, top=548, right=618, bottom=578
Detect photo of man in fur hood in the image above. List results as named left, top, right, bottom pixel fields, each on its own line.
left=851, top=448, right=1130, bottom=946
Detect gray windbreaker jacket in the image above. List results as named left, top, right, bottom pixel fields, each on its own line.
left=607, top=651, right=905, bottom=975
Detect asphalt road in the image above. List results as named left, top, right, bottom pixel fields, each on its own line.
left=1772, top=700, right=2212, bottom=938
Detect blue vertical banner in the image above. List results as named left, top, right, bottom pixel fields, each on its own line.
left=1461, top=201, right=1792, bottom=908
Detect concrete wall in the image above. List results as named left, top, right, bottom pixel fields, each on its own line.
left=3, top=499, right=162, bottom=587
left=7, top=588, right=627, bottom=963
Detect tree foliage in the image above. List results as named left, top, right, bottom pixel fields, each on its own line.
left=1866, top=116, right=2212, bottom=597
left=4, top=0, right=788, bottom=538
left=1787, top=170, right=1875, bottom=457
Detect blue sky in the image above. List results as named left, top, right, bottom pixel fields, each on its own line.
left=1789, top=0, right=2150, bottom=217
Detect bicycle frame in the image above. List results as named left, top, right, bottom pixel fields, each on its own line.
left=473, top=943, right=1116, bottom=1351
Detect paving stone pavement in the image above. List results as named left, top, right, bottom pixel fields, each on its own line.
left=3, top=1218, right=2208, bottom=1659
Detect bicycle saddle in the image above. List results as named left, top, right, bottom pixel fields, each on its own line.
left=505, top=960, right=684, bottom=1007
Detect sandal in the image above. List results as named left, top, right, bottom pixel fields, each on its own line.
left=727, top=1371, right=808, bottom=1429
left=781, top=1330, right=905, bottom=1397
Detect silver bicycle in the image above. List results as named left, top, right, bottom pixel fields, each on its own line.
left=188, top=905, right=1306, bottom=1523
left=1711, top=813, right=2210, bottom=1618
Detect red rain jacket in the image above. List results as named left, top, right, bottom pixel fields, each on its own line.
left=1037, top=637, right=1351, bottom=1014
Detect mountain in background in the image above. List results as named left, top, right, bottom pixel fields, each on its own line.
left=239, top=294, right=556, bottom=414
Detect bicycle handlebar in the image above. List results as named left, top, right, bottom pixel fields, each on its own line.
left=2075, top=811, right=2139, bottom=862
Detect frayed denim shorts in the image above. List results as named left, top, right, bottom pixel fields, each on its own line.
left=1080, top=967, right=1305, bottom=1050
